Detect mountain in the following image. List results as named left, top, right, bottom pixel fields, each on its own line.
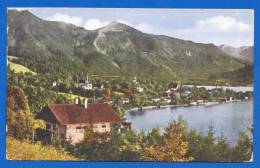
left=218, top=45, right=253, bottom=64
left=210, top=65, right=253, bottom=86
left=7, top=10, right=251, bottom=84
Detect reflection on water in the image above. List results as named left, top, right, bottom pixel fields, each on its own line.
left=126, top=100, right=253, bottom=144
left=129, top=109, right=147, bottom=116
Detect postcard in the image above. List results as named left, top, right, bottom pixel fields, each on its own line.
left=3, top=5, right=257, bottom=167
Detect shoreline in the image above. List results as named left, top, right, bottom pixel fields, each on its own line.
left=127, top=104, right=190, bottom=113
left=126, top=99, right=252, bottom=113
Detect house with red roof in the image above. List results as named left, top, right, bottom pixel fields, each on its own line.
left=37, top=99, right=123, bottom=144
left=196, top=96, right=205, bottom=104
left=118, top=97, right=130, bottom=104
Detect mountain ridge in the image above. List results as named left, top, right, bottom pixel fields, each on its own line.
left=218, top=45, right=253, bottom=64
left=7, top=10, right=252, bottom=84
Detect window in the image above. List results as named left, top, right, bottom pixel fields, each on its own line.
left=93, top=125, right=98, bottom=129
left=76, top=127, right=82, bottom=133
left=102, top=125, right=106, bottom=128
left=46, top=123, right=51, bottom=130
left=53, top=124, right=57, bottom=130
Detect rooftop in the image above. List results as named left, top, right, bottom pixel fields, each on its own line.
left=38, top=103, right=122, bottom=125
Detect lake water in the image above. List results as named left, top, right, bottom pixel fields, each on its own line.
left=183, top=85, right=253, bottom=92
left=126, top=100, right=253, bottom=144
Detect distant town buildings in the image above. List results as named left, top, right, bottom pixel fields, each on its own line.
left=52, top=81, right=57, bottom=87
left=119, top=97, right=130, bottom=104
left=135, top=86, right=144, bottom=93
left=132, top=76, right=138, bottom=84
left=196, top=96, right=204, bottom=104
left=78, top=74, right=93, bottom=90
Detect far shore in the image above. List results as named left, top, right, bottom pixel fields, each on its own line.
left=126, top=99, right=253, bottom=114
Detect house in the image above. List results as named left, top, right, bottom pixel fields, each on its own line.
left=167, top=83, right=179, bottom=92
left=122, top=88, right=132, bottom=96
left=78, top=74, right=93, bottom=90
left=37, top=99, right=123, bottom=144
left=219, top=97, right=228, bottom=102
left=103, top=100, right=114, bottom=104
left=100, top=84, right=104, bottom=90
left=162, top=98, right=171, bottom=103
left=132, top=76, right=138, bottom=84
left=52, top=81, right=57, bottom=87
left=182, top=91, right=191, bottom=97
left=175, top=92, right=181, bottom=99
left=162, top=83, right=180, bottom=98
left=162, top=91, right=171, bottom=98
left=135, top=86, right=144, bottom=93
left=196, top=96, right=204, bottom=104
left=118, top=97, right=130, bottom=104
left=152, top=97, right=161, bottom=102
left=219, top=96, right=233, bottom=102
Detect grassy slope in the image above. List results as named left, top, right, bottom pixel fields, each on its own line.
left=6, top=137, right=78, bottom=160
left=58, top=92, right=85, bottom=101
left=8, top=60, right=37, bottom=75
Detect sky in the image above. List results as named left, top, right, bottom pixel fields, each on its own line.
left=22, top=8, right=253, bottom=47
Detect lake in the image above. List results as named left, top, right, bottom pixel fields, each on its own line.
left=183, top=85, right=253, bottom=92
left=126, top=100, right=253, bottom=144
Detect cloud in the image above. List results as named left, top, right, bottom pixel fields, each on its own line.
left=125, top=16, right=253, bottom=47
left=84, top=19, right=110, bottom=30
left=135, top=23, right=155, bottom=33
left=12, top=8, right=29, bottom=12
left=170, top=15, right=253, bottom=46
left=116, top=20, right=133, bottom=26
left=195, top=15, right=251, bottom=33
left=47, top=13, right=83, bottom=26
left=45, top=13, right=253, bottom=47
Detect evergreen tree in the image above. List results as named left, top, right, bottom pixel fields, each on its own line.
left=7, top=85, right=35, bottom=140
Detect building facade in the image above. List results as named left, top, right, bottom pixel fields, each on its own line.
left=37, top=100, right=123, bottom=144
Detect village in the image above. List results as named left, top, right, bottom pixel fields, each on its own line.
left=25, top=73, right=252, bottom=145
left=5, top=8, right=254, bottom=162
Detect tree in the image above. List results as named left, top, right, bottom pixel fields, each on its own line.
left=7, top=85, right=35, bottom=140
left=215, top=136, right=231, bottom=162
left=82, top=125, right=95, bottom=144
left=231, top=132, right=253, bottom=162
left=103, top=88, right=112, bottom=100
left=146, top=127, right=161, bottom=146
left=141, top=122, right=193, bottom=162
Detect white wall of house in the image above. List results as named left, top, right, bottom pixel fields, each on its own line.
left=66, top=124, right=89, bottom=144
left=65, top=122, right=111, bottom=144
left=46, top=121, right=112, bottom=144
left=93, top=122, right=111, bottom=133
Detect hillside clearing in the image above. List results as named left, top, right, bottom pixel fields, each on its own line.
left=58, top=92, right=85, bottom=101
left=6, top=137, right=79, bottom=160
left=8, top=60, right=37, bottom=75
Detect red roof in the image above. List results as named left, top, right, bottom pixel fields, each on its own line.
left=168, top=83, right=178, bottom=89
left=196, top=96, right=204, bottom=100
left=40, top=103, right=122, bottom=125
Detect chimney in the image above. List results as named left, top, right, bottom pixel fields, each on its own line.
left=84, top=98, right=88, bottom=109
left=74, top=98, right=79, bottom=105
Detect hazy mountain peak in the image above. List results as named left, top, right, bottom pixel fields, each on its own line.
left=9, top=9, right=36, bottom=18
left=218, top=45, right=253, bottom=64
left=108, top=21, right=130, bottom=28
left=100, top=21, right=135, bottom=33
